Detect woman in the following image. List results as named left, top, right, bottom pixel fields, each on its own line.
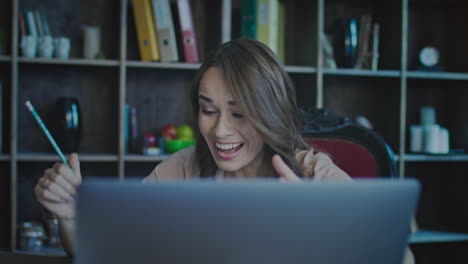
left=35, top=39, right=412, bottom=262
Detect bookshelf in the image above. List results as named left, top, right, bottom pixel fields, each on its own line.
left=1, top=0, right=468, bottom=262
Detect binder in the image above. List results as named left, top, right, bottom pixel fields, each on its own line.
left=241, top=0, right=257, bottom=39
left=257, top=0, right=279, bottom=54
left=277, top=1, right=285, bottom=63
left=151, top=0, right=179, bottom=62
left=176, top=0, right=199, bottom=63
left=131, top=0, right=160, bottom=61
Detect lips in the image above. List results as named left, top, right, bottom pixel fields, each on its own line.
left=215, top=142, right=244, bottom=160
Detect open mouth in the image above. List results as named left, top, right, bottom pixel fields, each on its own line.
left=215, top=142, right=244, bottom=160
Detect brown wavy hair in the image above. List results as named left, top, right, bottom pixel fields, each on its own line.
left=191, top=38, right=309, bottom=177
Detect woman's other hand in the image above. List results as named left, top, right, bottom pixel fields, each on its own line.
left=35, top=153, right=82, bottom=219
left=272, top=154, right=302, bottom=182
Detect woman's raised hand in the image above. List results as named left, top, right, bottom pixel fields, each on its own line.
left=272, top=154, right=302, bottom=183
left=35, top=153, right=82, bottom=219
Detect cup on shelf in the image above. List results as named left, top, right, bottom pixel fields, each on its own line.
left=38, top=35, right=54, bottom=58
left=81, top=25, right=101, bottom=59
left=20, top=35, right=37, bottom=58
left=53, top=37, right=71, bottom=59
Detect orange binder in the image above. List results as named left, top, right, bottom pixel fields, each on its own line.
left=132, top=0, right=160, bottom=61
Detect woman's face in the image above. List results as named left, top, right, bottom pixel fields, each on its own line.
left=198, top=67, right=266, bottom=173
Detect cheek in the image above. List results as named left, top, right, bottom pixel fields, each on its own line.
left=239, top=123, right=263, bottom=148
left=198, top=114, right=211, bottom=137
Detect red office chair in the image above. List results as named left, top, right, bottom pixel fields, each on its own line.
left=301, top=108, right=397, bottom=178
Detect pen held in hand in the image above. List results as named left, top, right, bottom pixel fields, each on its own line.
left=25, top=100, right=71, bottom=168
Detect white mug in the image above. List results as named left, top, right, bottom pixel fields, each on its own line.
left=38, top=36, right=54, bottom=58
left=81, top=25, right=100, bottom=59
left=21, top=35, right=37, bottom=58
left=54, top=37, right=71, bottom=59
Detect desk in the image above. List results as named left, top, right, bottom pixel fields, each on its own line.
left=0, top=253, right=72, bottom=264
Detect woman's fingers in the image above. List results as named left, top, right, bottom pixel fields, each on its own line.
left=272, top=154, right=302, bottom=183
left=35, top=184, right=66, bottom=203
left=53, top=162, right=81, bottom=187
left=69, top=153, right=82, bottom=180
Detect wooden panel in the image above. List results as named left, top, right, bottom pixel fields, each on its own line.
left=408, top=1, right=468, bottom=72
left=0, top=162, right=11, bottom=250
left=0, top=0, right=12, bottom=56
left=407, top=163, right=468, bottom=233
left=291, top=74, right=317, bottom=108
left=323, top=76, right=401, bottom=150
left=407, top=79, right=468, bottom=151
left=285, top=0, right=318, bottom=66
left=325, top=0, right=402, bottom=69
left=17, top=65, right=119, bottom=154
left=0, top=63, right=11, bottom=154
left=20, top=0, right=120, bottom=59
left=126, top=68, right=195, bottom=153
left=411, top=242, right=468, bottom=264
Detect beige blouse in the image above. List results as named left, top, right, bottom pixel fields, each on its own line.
left=143, top=146, right=352, bottom=182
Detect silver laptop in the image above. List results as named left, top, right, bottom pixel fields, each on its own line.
left=76, top=179, right=419, bottom=264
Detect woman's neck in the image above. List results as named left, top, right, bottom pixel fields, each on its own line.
left=223, top=151, right=275, bottom=178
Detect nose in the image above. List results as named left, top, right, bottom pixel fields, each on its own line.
left=215, top=113, right=233, bottom=138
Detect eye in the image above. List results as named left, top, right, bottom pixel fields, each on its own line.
left=201, top=109, right=217, bottom=115
left=232, top=112, right=244, bottom=118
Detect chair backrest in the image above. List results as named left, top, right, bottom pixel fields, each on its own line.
left=301, top=108, right=397, bottom=178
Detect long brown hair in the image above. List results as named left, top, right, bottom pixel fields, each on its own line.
left=191, top=38, right=309, bottom=177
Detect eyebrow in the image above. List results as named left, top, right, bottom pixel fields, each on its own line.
left=198, top=94, right=236, bottom=105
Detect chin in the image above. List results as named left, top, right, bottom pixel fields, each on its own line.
left=213, top=159, right=244, bottom=172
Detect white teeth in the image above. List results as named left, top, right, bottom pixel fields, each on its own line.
left=216, top=143, right=242, bottom=150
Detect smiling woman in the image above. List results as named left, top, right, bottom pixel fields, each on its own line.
left=144, top=38, right=350, bottom=182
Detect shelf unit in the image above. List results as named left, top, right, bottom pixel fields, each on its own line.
left=1, top=0, right=467, bottom=261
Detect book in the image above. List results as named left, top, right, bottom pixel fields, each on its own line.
left=124, top=104, right=130, bottom=153
left=130, top=106, right=139, bottom=153
left=24, top=9, right=38, bottom=37
left=131, top=0, right=161, bottom=61
left=371, top=23, right=380, bottom=71
left=355, top=14, right=372, bottom=69
left=151, top=0, right=179, bottom=62
left=176, top=0, right=199, bottom=63
left=221, top=0, right=232, bottom=43
left=241, top=0, right=257, bottom=39
left=256, top=0, right=279, bottom=54
left=34, top=11, right=44, bottom=37
left=277, top=0, right=285, bottom=63
left=18, top=10, right=26, bottom=36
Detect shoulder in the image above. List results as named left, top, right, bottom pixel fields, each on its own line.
left=295, top=148, right=352, bottom=182
left=143, top=146, right=199, bottom=182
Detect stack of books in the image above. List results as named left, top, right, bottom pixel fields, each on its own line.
left=131, top=0, right=199, bottom=63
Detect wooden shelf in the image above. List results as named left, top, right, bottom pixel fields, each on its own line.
left=124, top=154, right=169, bottom=162
left=407, top=71, right=468, bottom=80
left=0, top=55, right=11, bottom=62
left=18, top=57, right=119, bottom=67
left=401, top=154, right=468, bottom=162
left=284, top=65, right=317, bottom=74
left=323, top=69, right=401, bottom=78
left=16, top=153, right=118, bottom=162
left=409, top=229, right=468, bottom=244
left=126, top=61, right=201, bottom=70
left=14, top=246, right=67, bottom=257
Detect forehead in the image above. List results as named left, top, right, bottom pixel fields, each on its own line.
left=198, top=67, right=234, bottom=101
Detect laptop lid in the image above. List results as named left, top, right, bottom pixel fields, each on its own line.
left=76, top=179, right=419, bottom=264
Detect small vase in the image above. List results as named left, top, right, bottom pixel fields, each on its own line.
left=50, top=97, right=81, bottom=154
left=333, top=18, right=358, bottom=68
